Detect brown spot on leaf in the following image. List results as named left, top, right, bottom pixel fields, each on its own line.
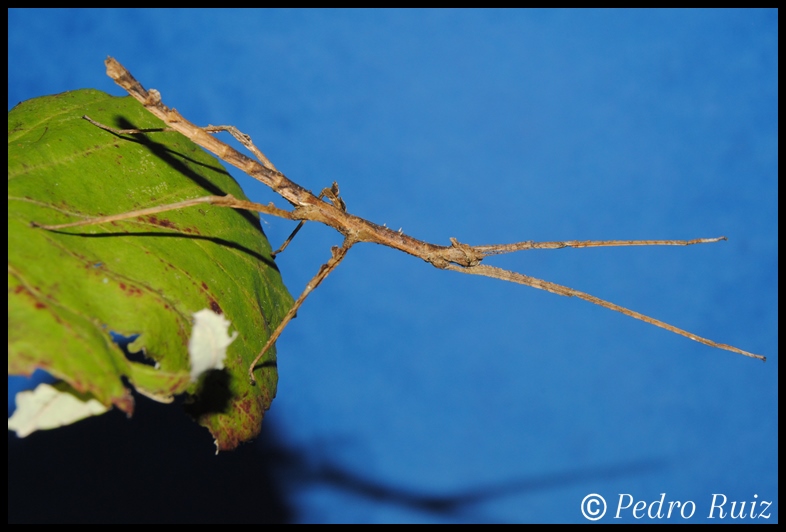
left=209, top=300, right=223, bottom=315
left=112, top=389, right=135, bottom=416
left=144, top=215, right=176, bottom=229
left=117, top=282, right=144, bottom=297
left=237, top=397, right=254, bottom=416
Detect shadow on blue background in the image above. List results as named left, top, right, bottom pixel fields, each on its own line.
left=8, top=390, right=668, bottom=523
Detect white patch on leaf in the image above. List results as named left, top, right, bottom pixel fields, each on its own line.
left=134, top=387, right=175, bottom=404
left=7, top=382, right=109, bottom=438
left=189, top=309, right=238, bottom=382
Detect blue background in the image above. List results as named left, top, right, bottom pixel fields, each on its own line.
left=8, top=9, right=777, bottom=523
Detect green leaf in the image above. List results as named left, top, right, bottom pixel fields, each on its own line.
left=8, top=89, right=293, bottom=450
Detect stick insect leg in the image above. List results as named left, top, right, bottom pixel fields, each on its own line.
left=83, top=116, right=278, bottom=172
left=445, top=262, right=765, bottom=361
left=272, top=182, right=346, bottom=257
left=474, top=237, right=729, bottom=257
left=202, top=125, right=277, bottom=172
left=249, top=239, right=354, bottom=384
left=272, top=221, right=307, bottom=257
left=82, top=115, right=170, bottom=135
left=31, top=195, right=298, bottom=231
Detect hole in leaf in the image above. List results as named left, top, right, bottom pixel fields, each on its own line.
left=7, top=369, right=57, bottom=416
left=110, top=331, right=153, bottom=366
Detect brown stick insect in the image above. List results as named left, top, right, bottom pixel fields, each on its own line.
left=35, top=57, right=765, bottom=384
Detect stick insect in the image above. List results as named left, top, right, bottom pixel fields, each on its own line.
left=35, top=57, right=765, bottom=384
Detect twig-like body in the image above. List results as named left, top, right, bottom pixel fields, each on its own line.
left=36, top=57, right=765, bottom=381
